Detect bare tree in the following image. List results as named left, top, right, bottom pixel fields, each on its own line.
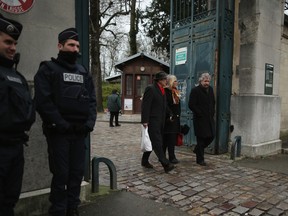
left=90, top=1, right=129, bottom=112
left=129, top=0, right=138, bottom=55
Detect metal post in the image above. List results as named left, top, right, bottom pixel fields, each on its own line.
left=75, top=0, right=90, bottom=181
left=230, top=136, right=241, bottom=160
left=92, top=157, right=117, bottom=193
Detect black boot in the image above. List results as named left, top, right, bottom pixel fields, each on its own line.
left=163, top=163, right=175, bottom=173
left=141, top=151, right=153, bottom=168
left=66, top=208, right=79, bottom=216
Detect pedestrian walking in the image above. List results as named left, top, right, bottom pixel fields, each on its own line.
left=141, top=71, right=175, bottom=173
left=107, top=89, right=121, bottom=127
left=163, top=75, right=181, bottom=164
left=34, top=28, right=97, bottom=216
left=0, top=14, right=35, bottom=216
left=188, top=72, right=215, bottom=166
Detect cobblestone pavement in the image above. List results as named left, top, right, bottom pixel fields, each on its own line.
left=91, top=120, right=288, bottom=216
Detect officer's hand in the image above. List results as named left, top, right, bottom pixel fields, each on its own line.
left=74, top=125, right=90, bottom=134
left=55, top=122, right=72, bottom=133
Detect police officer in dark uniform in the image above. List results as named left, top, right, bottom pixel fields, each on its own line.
left=0, top=14, right=35, bottom=216
left=34, top=28, right=97, bottom=216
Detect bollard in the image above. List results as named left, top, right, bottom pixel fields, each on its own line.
left=91, top=156, right=117, bottom=193
left=230, top=136, right=241, bottom=160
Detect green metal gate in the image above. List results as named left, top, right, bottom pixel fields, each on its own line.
left=170, top=0, right=234, bottom=154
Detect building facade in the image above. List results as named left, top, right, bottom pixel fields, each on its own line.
left=170, top=0, right=288, bottom=157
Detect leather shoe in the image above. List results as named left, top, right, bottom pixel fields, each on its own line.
left=116, top=124, right=121, bottom=126
left=163, top=163, right=175, bottom=173
left=170, top=158, right=179, bottom=164
left=66, top=208, right=79, bottom=216
left=193, top=148, right=197, bottom=154
left=110, top=125, right=114, bottom=127
left=197, top=161, right=207, bottom=166
left=141, top=162, right=153, bottom=168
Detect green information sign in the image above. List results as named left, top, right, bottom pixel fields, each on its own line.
left=175, top=47, right=187, bottom=65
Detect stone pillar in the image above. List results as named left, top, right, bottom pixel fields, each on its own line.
left=231, top=0, right=282, bottom=157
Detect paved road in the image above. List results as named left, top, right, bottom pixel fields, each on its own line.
left=90, top=119, right=288, bottom=216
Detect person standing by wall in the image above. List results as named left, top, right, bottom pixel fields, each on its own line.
left=163, top=75, right=181, bottom=164
left=34, top=28, right=97, bottom=216
left=141, top=71, right=175, bottom=173
left=107, top=89, right=121, bottom=127
left=0, top=14, right=35, bottom=216
left=188, top=72, right=215, bottom=166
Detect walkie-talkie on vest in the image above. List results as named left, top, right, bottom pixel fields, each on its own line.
left=14, top=53, right=20, bottom=71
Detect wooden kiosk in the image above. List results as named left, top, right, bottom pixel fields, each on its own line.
left=115, top=53, right=169, bottom=114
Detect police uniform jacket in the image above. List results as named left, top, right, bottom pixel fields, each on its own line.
left=188, top=85, right=215, bottom=138
left=34, top=58, right=97, bottom=133
left=0, top=56, right=35, bottom=142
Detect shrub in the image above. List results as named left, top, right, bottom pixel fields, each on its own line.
left=102, top=82, right=121, bottom=109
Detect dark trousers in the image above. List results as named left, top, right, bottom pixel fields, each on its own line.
left=195, top=136, right=214, bottom=163
left=0, top=144, right=24, bottom=216
left=110, top=111, right=119, bottom=126
left=44, top=131, right=86, bottom=216
left=163, top=133, right=177, bottom=161
left=142, top=123, right=169, bottom=166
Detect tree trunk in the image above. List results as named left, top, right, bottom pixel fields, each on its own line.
left=129, top=0, right=137, bottom=55
left=90, top=0, right=103, bottom=112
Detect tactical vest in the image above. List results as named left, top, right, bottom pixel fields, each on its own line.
left=0, top=66, right=35, bottom=132
left=42, top=61, right=90, bottom=123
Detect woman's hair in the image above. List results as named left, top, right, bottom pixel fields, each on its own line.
left=167, top=75, right=177, bottom=89
left=198, top=72, right=211, bottom=83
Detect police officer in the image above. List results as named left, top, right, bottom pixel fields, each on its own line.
left=0, top=14, right=35, bottom=216
left=34, top=28, right=97, bottom=216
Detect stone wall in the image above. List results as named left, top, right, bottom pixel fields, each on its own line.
left=231, top=0, right=283, bottom=157
left=279, top=16, right=288, bottom=141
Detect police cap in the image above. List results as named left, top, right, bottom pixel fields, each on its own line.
left=58, top=28, right=79, bottom=43
left=0, top=14, right=22, bottom=40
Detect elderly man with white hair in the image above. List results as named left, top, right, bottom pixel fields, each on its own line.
left=188, top=72, right=215, bottom=166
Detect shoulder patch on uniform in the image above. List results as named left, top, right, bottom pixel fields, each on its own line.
left=7, top=75, right=22, bottom=84
left=63, top=73, right=84, bottom=83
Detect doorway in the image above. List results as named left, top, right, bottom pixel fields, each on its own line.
left=134, top=75, right=150, bottom=113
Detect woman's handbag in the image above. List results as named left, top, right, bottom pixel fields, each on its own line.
left=140, top=125, right=152, bottom=152
left=180, top=124, right=190, bottom=135
left=176, top=133, right=184, bottom=146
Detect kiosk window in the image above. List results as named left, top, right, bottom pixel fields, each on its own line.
left=136, top=75, right=149, bottom=96
left=125, top=75, right=133, bottom=96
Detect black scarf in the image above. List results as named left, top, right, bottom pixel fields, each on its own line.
left=57, top=50, right=79, bottom=65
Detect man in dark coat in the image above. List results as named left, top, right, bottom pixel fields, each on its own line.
left=188, top=72, right=215, bottom=166
left=107, top=89, right=121, bottom=127
left=141, top=71, right=174, bottom=173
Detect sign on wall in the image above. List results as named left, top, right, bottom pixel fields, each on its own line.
left=0, top=0, right=34, bottom=14
left=175, top=47, right=187, bottom=65
left=124, top=99, right=133, bottom=111
left=265, top=63, right=274, bottom=95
